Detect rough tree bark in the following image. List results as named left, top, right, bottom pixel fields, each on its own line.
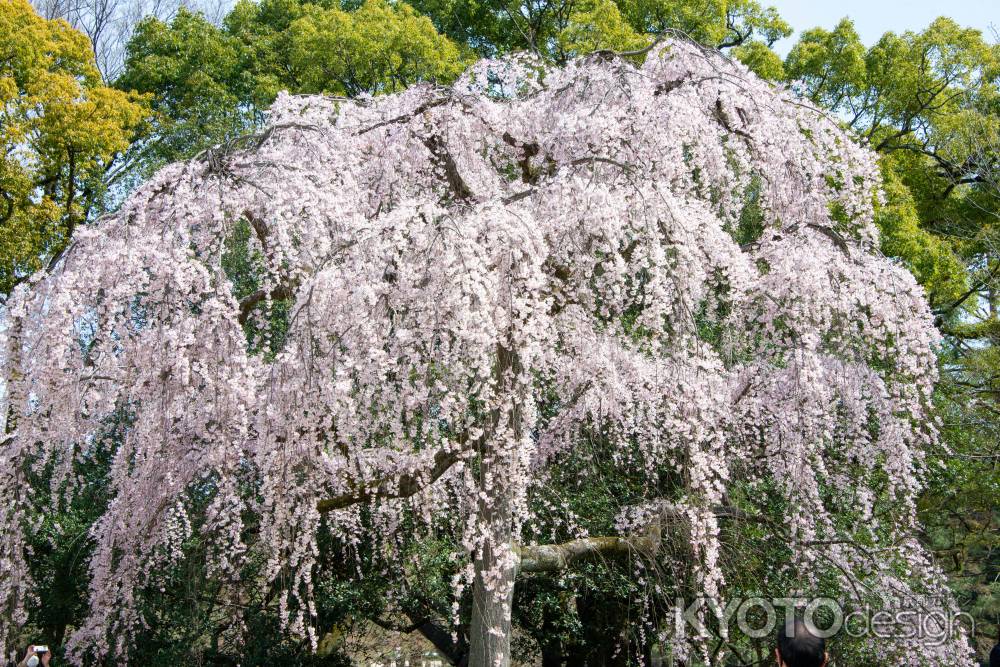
left=468, top=501, right=517, bottom=667
left=468, top=343, right=521, bottom=667
left=0, top=317, right=26, bottom=637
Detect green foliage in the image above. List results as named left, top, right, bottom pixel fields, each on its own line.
left=922, top=372, right=1000, bottom=653
left=116, top=9, right=248, bottom=179
left=114, top=0, right=793, bottom=178
left=22, top=438, right=115, bottom=657
left=18, top=414, right=362, bottom=665
left=733, top=40, right=785, bottom=79
left=615, top=0, right=790, bottom=48
left=784, top=19, right=867, bottom=110
left=287, top=0, right=469, bottom=95
left=116, top=0, right=470, bottom=176
left=221, top=218, right=291, bottom=358
left=875, top=160, right=966, bottom=306
left=361, top=0, right=791, bottom=65
left=557, top=0, right=649, bottom=58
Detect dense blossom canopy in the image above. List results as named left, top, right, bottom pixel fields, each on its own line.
left=1, top=39, right=974, bottom=665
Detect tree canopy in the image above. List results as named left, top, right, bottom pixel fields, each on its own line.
left=115, top=0, right=471, bottom=180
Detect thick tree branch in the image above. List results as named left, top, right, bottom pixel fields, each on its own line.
left=238, top=280, right=299, bottom=323
left=516, top=535, right=657, bottom=573
left=713, top=99, right=753, bottom=141
left=197, top=122, right=325, bottom=168
left=502, top=132, right=541, bottom=184
left=316, top=446, right=462, bottom=513
left=411, top=617, right=469, bottom=666
left=244, top=210, right=270, bottom=252
left=806, top=223, right=851, bottom=256
left=516, top=504, right=760, bottom=573
left=423, top=134, right=474, bottom=201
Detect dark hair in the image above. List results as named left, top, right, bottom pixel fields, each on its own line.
left=776, top=618, right=826, bottom=667
left=989, top=640, right=1000, bottom=667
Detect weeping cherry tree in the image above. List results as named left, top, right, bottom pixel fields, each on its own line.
left=0, top=39, right=976, bottom=666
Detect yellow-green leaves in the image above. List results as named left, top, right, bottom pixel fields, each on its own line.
left=0, top=0, right=146, bottom=295
left=557, top=0, right=649, bottom=59
left=287, top=0, right=469, bottom=96
left=733, top=40, right=784, bottom=79
left=875, top=160, right=966, bottom=308
left=617, top=0, right=728, bottom=44
left=784, top=19, right=867, bottom=108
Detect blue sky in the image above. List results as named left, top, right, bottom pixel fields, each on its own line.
left=766, top=0, right=998, bottom=56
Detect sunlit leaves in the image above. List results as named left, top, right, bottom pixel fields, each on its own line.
left=0, top=0, right=146, bottom=295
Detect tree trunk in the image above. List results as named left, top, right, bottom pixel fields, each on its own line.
left=468, top=343, right=522, bottom=667
left=1, top=316, right=28, bottom=653
left=468, top=525, right=517, bottom=667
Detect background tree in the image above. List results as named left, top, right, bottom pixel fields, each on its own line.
left=31, top=0, right=229, bottom=81
left=114, top=0, right=471, bottom=180
left=404, top=0, right=790, bottom=62
left=114, top=8, right=249, bottom=186
left=0, top=0, right=146, bottom=296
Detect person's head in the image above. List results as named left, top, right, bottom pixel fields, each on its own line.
left=989, top=637, right=1000, bottom=667
left=776, top=618, right=828, bottom=667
